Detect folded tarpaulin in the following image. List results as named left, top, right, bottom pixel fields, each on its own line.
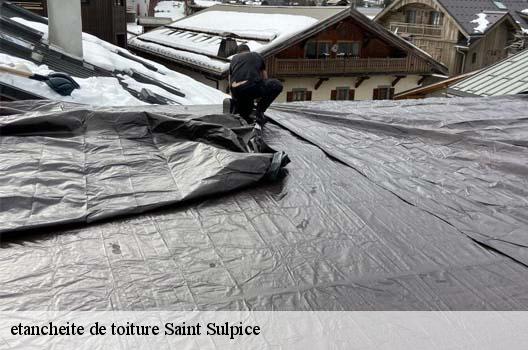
left=0, top=101, right=289, bottom=234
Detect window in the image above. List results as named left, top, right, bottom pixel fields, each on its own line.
left=331, top=87, right=355, bottom=101
left=337, top=42, right=361, bottom=57
left=305, top=41, right=317, bottom=59
left=472, top=52, right=477, bottom=64
left=287, top=88, right=312, bottom=102
left=317, top=42, right=331, bottom=58
left=406, top=10, right=417, bottom=24
left=429, top=11, right=442, bottom=26
left=493, top=1, right=507, bottom=10
left=305, top=41, right=331, bottom=59
left=373, top=87, right=395, bottom=100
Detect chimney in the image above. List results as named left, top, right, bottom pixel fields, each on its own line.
left=47, top=0, right=83, bottom=59
left=217, top=37, right=238, bottom=58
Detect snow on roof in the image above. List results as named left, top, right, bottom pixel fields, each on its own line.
left=0, top=53, right=146, bottom=105
left=192, top=0, right=222, bottom=8
left=471, top=13, right=490, bottom=34
left=4, top=17, right=227, bottom=106
left=154, top=1, right=186, bottom=21
left=131, top=7, right=326, bottom=74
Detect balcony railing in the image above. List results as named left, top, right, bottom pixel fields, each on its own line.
left=389, top=22, right=442, bottom=38
left=271, top=57, right=430, bottom=76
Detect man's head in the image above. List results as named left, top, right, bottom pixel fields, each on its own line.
left=237, top=44, right=250, bottom=54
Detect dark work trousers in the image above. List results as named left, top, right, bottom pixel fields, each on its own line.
left=231, top=79, right=283, bottom=121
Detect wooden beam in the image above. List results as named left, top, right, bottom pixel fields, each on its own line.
left=355, top=76, right=370, bottom=88
left=315, top=78, right=329, bottom=90
left=391, top=75, right=406, bottom=87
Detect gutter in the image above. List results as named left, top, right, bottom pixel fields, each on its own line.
left=456, top=46, right=467, bottom=74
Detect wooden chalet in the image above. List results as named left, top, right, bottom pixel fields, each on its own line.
left=375, top=0, right=523, bottom=75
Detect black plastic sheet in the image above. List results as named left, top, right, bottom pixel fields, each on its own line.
left=1, top=97, right=528, bottom=311
left=0, top=102, right=288, bottom=234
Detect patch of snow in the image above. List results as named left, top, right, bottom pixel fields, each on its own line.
left=154, top=1, right=185, bottom=21
left=172, top=11, right=318, bottom=41
left=0, top=53, right=147, bottom=106
left=471, top=13, right=489, bottom=34
left=11, top=17, right=228, bottom=105
left=127, top=23, right=144, bottom=36
left=193, top=0, right=222, bottom=8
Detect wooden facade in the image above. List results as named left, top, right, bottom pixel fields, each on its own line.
left=80, top=0, right=127, bottom=47
left=376, top=0, right=517, bottom=75
left=266, top=16, right=434, bottom=78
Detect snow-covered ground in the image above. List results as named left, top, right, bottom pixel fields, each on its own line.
left=154, top=1, right=185, bottom=21
left=1, top=17, right=227, bottom=106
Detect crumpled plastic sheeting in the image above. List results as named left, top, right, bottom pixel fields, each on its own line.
left=269, top=96, right=528, bottom=266
left=1, top=100, right=528, bottom=311
left=0, top=102, right=288, bottom=234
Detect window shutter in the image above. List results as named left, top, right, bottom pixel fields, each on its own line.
left=287, top=91, right=293, bottom=102
left=306, top=91, right=312, bottom=101
left=331, top=90, right=337, bottom=100
left=389, top=88, right=395, bottom=100
left=373, top=88, right=380, bottom=100
left=349, top=89, right=355, bottom=101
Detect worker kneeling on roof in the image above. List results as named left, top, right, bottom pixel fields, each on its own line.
left=229, top=44, right=283, bottom=125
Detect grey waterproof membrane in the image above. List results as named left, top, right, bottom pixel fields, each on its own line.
left=0, top=97, right=527, bottom=311
left=0, top=101, right=288, bottom=233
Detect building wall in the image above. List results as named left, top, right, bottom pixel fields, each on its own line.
left=464, top=21, right=512, bottom=73
left=376, top=0, right=463, bottom=74
left=377, top=0, right=517, bottom=75
left=277, top=75, right=422, bottom=102
left=78, top=0, right=127, bottom=47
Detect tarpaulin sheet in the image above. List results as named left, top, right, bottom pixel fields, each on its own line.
left=1, top=97, right=528, bottom=311
left=0, top=101, right=288, bottom=234
left=269, top=96, right=528, bottom=266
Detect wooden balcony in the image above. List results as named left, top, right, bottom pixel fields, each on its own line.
left=270, top=56, right=431, bottom=76
left=389, top=22, right=442, bottom=38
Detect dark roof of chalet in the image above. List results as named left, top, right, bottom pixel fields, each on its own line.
left=1, top=95, right=528, bottom=310
left=129, top=4, right=447, bottom=77
left=0, top=0, right=188, bottom=104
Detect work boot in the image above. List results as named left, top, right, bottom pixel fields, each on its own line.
left=255, top=110, right=267, bottom=126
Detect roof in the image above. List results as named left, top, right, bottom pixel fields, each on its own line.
left=0, top=0, right=226, bottom=105
left=394, top=71, right=478, bottom=99
left=1, top=95, right=528, bottom=310
left=375, top=0, right=522, bottom=38
left=437, top=0, right=527, bottom=33
left=129, top=4, right=447, bottom=76
left=450, top=48, right=528, bottom=96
